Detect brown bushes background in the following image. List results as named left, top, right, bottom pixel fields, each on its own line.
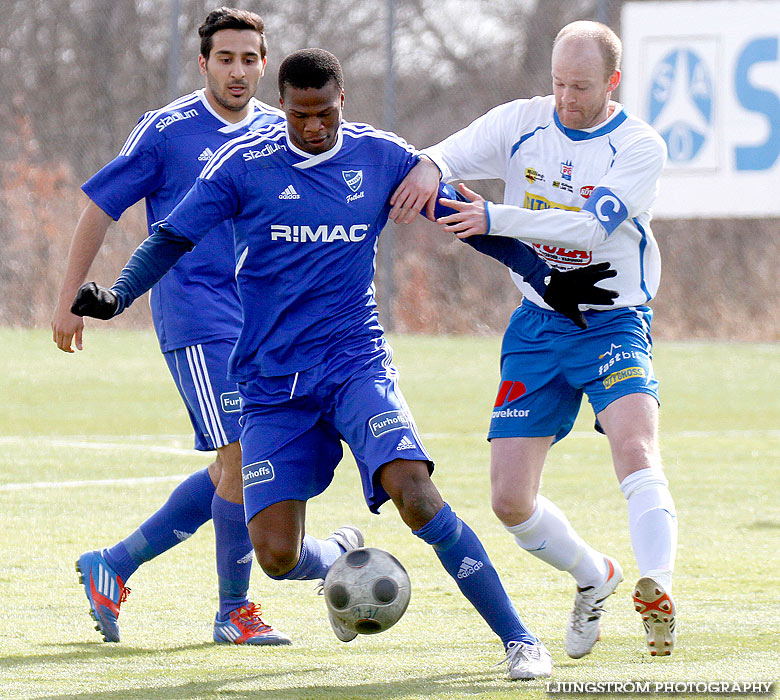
left=1, top=0, right=777, bottom=341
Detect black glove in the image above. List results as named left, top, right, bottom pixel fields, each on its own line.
left=71, top=281, right=119, bottom=320
left=543, top=262, right=618, bottom=330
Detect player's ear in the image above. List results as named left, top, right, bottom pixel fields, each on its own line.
left=198, top=54, right=207, bottom=76
left=607, top=69, right=621, bottom=93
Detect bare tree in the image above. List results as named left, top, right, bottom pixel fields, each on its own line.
left=0, top=0, right=775, bottom=339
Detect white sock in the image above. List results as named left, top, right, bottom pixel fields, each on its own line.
left=620, top=468, right=677, bottom=592
left=505, top=494, right=607, bottom=589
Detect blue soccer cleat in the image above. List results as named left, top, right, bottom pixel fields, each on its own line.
left=75, top=550, right=130, bottom=643
left=213, top=603, right=292, bottom=645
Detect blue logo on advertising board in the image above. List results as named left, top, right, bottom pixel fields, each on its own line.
left=648, top=49, right=713, bottom=163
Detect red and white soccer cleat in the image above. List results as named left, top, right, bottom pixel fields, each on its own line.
left=633, top=576, right=676, bottom=656
left=213, top=602, right=292, bottom=645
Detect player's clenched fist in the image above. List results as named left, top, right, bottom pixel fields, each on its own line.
left=71, top=281, right=119, bottom=320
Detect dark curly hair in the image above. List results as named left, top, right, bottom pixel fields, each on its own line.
left=198, top=7, right=266, bottom=60
left=278, top=48, right=344, bottom=96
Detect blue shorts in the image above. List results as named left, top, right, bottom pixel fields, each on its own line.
left=488, top=302, right=659, bottom=443
left=163, top=339, right=242, bottom=451
left=238, top=340, right=433, bottom=523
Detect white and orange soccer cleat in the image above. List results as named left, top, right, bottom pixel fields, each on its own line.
left=633, top=576, right=676, bottom=656
left=565, top=556, right=623, bottom=659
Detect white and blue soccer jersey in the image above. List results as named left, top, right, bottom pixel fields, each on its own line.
left=155, top=121, right=419, bottom=380
left=82, top=89, right=284, bottom=351
left=423, top=94, right=667, bottom=310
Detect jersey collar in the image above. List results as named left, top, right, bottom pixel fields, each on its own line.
left=196, top=89, right=259, bottom=133
left=288, top=124, right=344, bottom=169
left=553, top=103, right=627, bottom=141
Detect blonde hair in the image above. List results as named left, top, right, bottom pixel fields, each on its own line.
left=553, top=21, right=622, bottom=78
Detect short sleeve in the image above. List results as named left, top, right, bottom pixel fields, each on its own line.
left=82, top=113, right=166, bottom=220
left=157, top=174, right=241, bottom=245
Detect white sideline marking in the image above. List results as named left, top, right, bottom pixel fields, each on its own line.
left=0, top=429, right=776, bottom=492
left=423, top=429, right=780, bottom=440
left=0, top=436, right=195, bottom=456
left=0, top=474, right=190, bottom=492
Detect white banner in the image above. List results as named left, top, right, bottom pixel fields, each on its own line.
left=621, top=1, right=780, bottom=218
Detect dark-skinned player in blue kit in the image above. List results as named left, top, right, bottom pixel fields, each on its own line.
left=71, top=49, right=617, bottom=679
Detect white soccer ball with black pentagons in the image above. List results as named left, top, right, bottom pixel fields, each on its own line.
left=323, top=547, right=411, bottom=636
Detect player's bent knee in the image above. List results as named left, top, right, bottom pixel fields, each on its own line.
left=397, top=488, right=442, bottom=528
left=379, top=459, right=444, bottom=530
left=246, top=500, right=306, bottom=576
left=613, top=435, right=660, bottom=473
left=254, top=543, right=299, bottom=578
left=491, top=492, right=535, bottom=527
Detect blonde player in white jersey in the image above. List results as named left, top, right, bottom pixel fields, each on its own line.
left=389, top=20, right=678, bottom=659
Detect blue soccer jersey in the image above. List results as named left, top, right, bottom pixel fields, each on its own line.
left=154, top=121, right=420, bottom=380
left=82, top=89, right=284, bottom=351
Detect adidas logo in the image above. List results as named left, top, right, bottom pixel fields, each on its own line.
left=526, top=539, right=548, bottom=553
left=198, top=147, right=215, bottom=162
left=278, top=184, right=300, bottom=200
left=173, top=529, right=193, bottom=542
left=457, top=556, right=484, bottom=579
left=396, top=435, right=416, bottom=451
left=237, top=551, right=254, bottom=565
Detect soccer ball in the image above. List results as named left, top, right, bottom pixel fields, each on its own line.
left=323, top=547, right=411, bottom=635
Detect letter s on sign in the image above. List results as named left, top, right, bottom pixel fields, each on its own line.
left=735, top=36, right=780, bottom=171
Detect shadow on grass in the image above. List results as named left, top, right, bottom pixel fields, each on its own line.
left=0, top=641, right=214, bottom=668
left=14, top=667, right=520, bottom=700
left=2, top=642, right=524, bottom=700
left=745, top=519, right=780, bottom=530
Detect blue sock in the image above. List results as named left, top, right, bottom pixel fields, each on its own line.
left=413, top=502, right=537, bottom=648
left=267, top=534, right=343, bottom=580
left=103, top=468, right=215, bottom=582
left=212, top=494, right=253, bottom=618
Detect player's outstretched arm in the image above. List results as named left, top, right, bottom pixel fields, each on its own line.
left=433, top=182, right=546, bottom=293
left=389, top=157, right=441, bottom=224
left=52, top=200, right=114, bottom=352
left=71, top=226, right=194, bottom=320
left=434, top=184, right=617, bottom=329
left=435, top=182, right=488, bottom=238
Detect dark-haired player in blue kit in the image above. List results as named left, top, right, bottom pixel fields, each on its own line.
left=72, top=48, right=616, bottom=679
left=51, top=8, right=291, bottom=646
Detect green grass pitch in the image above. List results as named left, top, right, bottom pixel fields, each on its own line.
left=0, top=329, right=778, bottom=700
